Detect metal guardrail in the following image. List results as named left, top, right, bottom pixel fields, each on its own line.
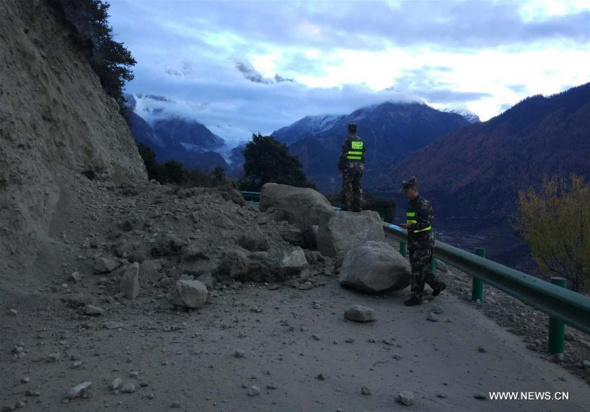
left=241, top=191, right=261, bottom=202
left=383, top=223, right=590, bottom=339
left=242, top=191, right=590, bottom=351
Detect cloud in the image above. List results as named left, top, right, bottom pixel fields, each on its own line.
left=106, top=0, right=590, bottom=146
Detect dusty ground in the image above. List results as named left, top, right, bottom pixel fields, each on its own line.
left=3, top=275, right=590, bottom=412
left=2, top=175, right=590, bottom=412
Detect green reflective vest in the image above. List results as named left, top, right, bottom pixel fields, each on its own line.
left=347, top=140, right=365, bottom=161
left=406, top=211, right=432, bottom=233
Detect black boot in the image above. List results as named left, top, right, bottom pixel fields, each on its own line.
left=404, top=295, right=422, bottom=306
left=432, top=282, right=447, bottom=297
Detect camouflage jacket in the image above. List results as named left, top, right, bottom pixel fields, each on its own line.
left=407, top=195, right=434, bottom=247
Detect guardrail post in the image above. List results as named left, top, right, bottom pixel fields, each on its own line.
left=400, top=242, right=407, bottom=258
left=471, top=248, right=486, bottom=302
left=548, top=277, right=567, bottom=354
left=429, top=255, right=436, bottom=275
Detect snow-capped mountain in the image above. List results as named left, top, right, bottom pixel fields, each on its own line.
left=125, top=94, right=229, bottom=172
left=272, top=102, right=471, bottom=193
left=443, top=107, right=481, bottom=124
left=272, top=114, right=345, bottom=145
left=234, top=60, right=294, bottom=84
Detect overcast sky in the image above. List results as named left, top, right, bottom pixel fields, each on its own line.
left=108, top=0, right=590, bottom=146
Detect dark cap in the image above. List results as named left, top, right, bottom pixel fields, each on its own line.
left=347, top=122, right=357, bottom=133
left=401, top=176, right=418, bottom=192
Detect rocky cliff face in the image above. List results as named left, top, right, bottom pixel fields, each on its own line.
left=0, top=0, right=146, bottom=295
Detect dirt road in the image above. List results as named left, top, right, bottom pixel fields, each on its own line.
left=2, top=278, right=589, bottom=412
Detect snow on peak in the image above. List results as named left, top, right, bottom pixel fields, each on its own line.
left=443, top=107, right=481, bottom=123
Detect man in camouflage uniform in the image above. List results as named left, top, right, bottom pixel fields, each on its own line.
left=399, top=176, right=446, bottom=306
left=338, top=123, right=366, bottom=212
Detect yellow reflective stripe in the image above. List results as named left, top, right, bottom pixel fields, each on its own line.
left=348, top=151, right=363, bottom=155
left=347, top=156, right=362, bottom=160
left=407, top=212, right=416, bottom=217
left=407, top=220, right=417, bottom=224
left=351, top=141, right=364, bottom=150
left=412, top=226, right=432, bottom=233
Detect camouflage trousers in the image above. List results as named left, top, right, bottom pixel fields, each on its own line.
left=409, top=245, right=443, bottom=300
left=341, top=164, right=363, bottom=212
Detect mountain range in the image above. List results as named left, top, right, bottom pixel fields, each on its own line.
left=390, top=82, right=590, bottom=222
left=126, top=95, right=229, bottom=171
left=272, top=102, right=471, bottom=193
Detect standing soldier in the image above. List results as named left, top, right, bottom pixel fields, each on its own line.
left=338, top=122, right=366, bottom=212
left=399, top=176, right=446, bottom=306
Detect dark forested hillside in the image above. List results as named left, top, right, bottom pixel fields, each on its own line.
left=390, top=83, right=590, bottom=222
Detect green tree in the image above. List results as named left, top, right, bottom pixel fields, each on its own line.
left=212, top=166, right=226, bottom=183
left=162, top=160, right=186, bottom=185
left=49, top=0, right=136, bottom=100
left=240, top=134, right=313, bottom=191
left=512, top=175, right=590, bottom=292
left=136, top=142, right=161, bottom=181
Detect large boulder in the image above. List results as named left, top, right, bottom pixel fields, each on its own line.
left=339, top=241, right=411, bottom=293
left=259, top=183, right=334, bottom=238
left=171, top=280, right=208, bottom=309
left=317, top=211, right=384, bottom=258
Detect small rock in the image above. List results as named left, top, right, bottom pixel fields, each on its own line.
left=47, top=353, right=61, bottom=363
left=171, top=279, right=208, bottom=309
left=298, top=282, right=313, bottom=290
left=121, top=383, right=136, bottom=394
left=427, top=312, right=439, bottom=322
left=435, top=260, right=449, bottom=273
left=20, top=377, right=30, bottom=384
left=431, top=305, right=444, bottom=314
left=120, top=263, right=140, bottom=300
left=247, top=386, right=261, bottom=397
left=94, top=257, right=119, bottom=274
left=344, top=305, right=376, bottom=323
left=66, top=382, right=92, bottom=399
left=12, top=346, right=24, bottom=355
left=110, top=378, right=123, bottom=390
left=8, top=309, right=18, bottom=317
left=361, top=386, right=371, bottom=396
left=474, top=393, right=487, bottom=400
left=85, top=305, right=104, bottom=316
left=129, top=371, right=139, bottom=378
left=436, top=393, right=448, bottom=399
left=70, top=272, right=82, bottom=283
left=234, top=350, right=246, bottom=358
left=315, top=373, right=326, bottom=381
left=25, top=390, right=40, bottom=397
left=582, top=360, right=590, bottom=370
left=312, top=334, right=321, bottom=341
left=478, top=346, right=486, bottom=353
left=397, top=391, right=414, bottom=406
left=104, top=321, right=124, bottom=330
left=266, top=384, right=277, bottom=390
